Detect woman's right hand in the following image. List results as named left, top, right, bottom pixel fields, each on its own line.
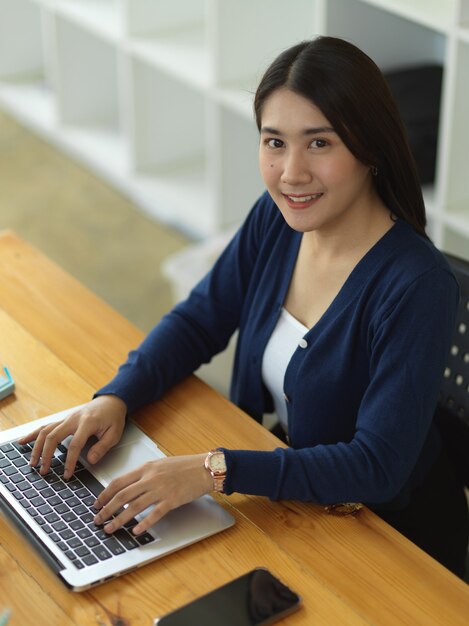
left=18, top=395, right=127, bottom=480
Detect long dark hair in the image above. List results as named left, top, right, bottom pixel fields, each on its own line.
left=254, top=37, right=428, bottom=238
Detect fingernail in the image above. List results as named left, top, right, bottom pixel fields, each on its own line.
left=105, top=522, right=114, bottom=533
left=89, top=452, right=98, bottom=463
left=94, top=515, right=102, bottom=524
left=63, top=469, right=71, bottom=480
left=133, top=524, right=142, bottom=535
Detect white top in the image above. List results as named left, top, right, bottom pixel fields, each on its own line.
left=261, top=307, right=309, bottom=432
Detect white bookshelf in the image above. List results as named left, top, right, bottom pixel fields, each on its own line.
left=0, top=0, right=468, bottom=250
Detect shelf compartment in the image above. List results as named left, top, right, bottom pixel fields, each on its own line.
left=0, top=0, right=44, bottom=78
left=130, top=159, right=212, bottom=237
left=51, top=13, right=126, bottom=187
left=129, top=22, right=209, bottom=90
left=53, top=0, right=123, bottom=43
left=443, top=210, right=469, bottom=238
left=55, top=124, right=128, bottom=188
left=357, top=0, right=458, bottom=34
left=458, top=0, right=469, bottom=44
left=125, top=0, right=208, bottom=88
left=0, top=78, right=55, bottom=134
left=215, top=85, right=256, bottom=120
left=458, top=28, right=469, bottom=44
left=0, top=0, right=56, bottom=133
left=124, top=0, right=205, bottom=37
left=458, top=0, right=469, bottom=31
left=327, top=0, right=447, bottom=70
left=129, top=58, right=211, bottom=235
left=211, top=0, right=318, bottom=90
left=210, top=103, right=265, bottom=231
left=130, top=58, right=206, bottom=171
left=55, top=16, right=121, bottom=131
left=443, top=39, right=469, bottom=216
left=442, top=220, right=469, bottom=258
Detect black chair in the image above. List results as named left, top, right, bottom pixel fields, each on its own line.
left=434, top=253, right=469, bottom=487
left=434, top=253, right=469, bottom=581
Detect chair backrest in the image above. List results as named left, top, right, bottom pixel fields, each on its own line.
left=434, top=252, right=469, bottom=487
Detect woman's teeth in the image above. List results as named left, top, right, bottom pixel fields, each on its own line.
left=287, top=194, right=322, bottom=202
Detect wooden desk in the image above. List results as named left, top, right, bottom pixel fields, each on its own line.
left=0, top=231, right=468, bottom=625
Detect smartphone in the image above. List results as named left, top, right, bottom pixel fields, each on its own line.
left=154, top=568, right=301, bottom=626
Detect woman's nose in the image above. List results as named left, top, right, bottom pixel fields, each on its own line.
left=280, top=151, right=312, bottom=186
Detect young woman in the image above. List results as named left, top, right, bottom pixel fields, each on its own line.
left=21, top=37, right=468, bottom=577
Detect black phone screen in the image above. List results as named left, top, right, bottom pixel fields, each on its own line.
left=155, top=568, right=301, bottom=626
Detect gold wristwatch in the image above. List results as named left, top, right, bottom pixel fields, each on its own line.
left=204, top=450, right=227, bottom=493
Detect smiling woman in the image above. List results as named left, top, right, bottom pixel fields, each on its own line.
left=19, top=36, right=468, bottom=580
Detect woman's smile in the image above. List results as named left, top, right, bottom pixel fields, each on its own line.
left=282, top=192, right=324, bottom=209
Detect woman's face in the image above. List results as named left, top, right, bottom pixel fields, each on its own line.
left=258, top=88, right=375, bottom=234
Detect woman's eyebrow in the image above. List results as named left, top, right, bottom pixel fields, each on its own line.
left=260, top=126, right=335, bottom=135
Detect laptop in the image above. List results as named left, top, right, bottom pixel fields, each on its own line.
left=0, top=407, right=235, bottom=591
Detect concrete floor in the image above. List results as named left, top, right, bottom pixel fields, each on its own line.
left=0, top=109, right=190, bottom=333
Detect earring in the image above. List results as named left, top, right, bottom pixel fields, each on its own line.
left=371, top=165, right=378, bottom=177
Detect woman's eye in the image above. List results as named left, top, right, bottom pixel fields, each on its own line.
left=266, top=138, right=284, bottom=149
left=310, top=138, right=328, bottom=149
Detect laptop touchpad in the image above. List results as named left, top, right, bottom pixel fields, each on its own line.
left=93, top=440, right=164, bottom=484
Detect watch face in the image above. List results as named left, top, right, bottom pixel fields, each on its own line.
left=209, top=452, right=226, bottom=474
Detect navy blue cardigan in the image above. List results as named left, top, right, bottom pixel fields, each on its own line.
left=98, top=192, right=458, bottom=511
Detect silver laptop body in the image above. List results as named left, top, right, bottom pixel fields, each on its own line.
left=0, top=407, right=235, bottom=591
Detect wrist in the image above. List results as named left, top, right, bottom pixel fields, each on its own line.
left=95, top=394, right=127, bottom=417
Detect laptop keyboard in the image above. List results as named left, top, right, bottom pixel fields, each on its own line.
left=0, top=440, right=155, bottom=570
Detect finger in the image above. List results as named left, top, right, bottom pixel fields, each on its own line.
left=28, top=416, right=75, bottom=466
left=62, top=425, right=92, bottom=480
left=29, top=422, right=64, bottom=465
left=17, top=425, right=47, bottom=446
left=95, top=481, right=145, bottom=525
left=39, top=420, right=76, bottom=475
left=62, top=416, right=110, bottom=479
left=103, top=493, right=155, bottom=534
left=131, top=501, right=171, bottom=535
left=94, top=468, right=142, bottom=512
left=29, top=428, right=47, bottom=467
left=94, top=475, right=151, bottom=528
left=86, top=426, right=122, bottom=466
left=30, top=424, right=58, bottom=468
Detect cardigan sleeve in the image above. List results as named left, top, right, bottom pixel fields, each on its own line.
left=95, top=193, right=270, bottom=415
left=221, top=266, right=459, bottom=505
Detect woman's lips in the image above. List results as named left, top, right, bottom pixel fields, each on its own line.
left=283, top=193, right=323, bottom=209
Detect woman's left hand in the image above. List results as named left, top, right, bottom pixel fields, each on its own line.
left=93, top=454, right=213, bottom=535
